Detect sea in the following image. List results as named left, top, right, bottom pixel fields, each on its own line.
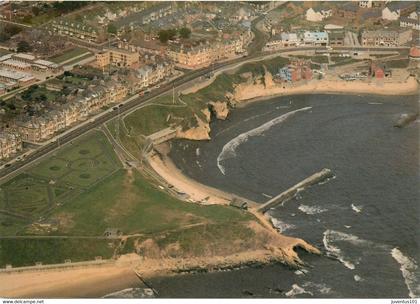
left=115, top=94, right=420, bottom=298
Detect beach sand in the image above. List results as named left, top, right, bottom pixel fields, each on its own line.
left=234, top=76, right=419, bottom=103
left=0, top=264, right=140, bottom=298
left=148, top=145, right=233, bottom=205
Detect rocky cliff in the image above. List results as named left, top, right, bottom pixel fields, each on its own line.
left=176, top=109, right=211, bottom=140
left=209, top=101, right=229, bottom=120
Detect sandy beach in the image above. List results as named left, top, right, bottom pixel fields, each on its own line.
left=0, top=235, right=319, bottom=298
left=0, top=264, right=140, bottom=298
left=148, top=143, right=234, bottom=205
left=233, top=76, right=419, bottom=103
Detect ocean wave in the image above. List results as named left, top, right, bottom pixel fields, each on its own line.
left=322, top=230, right=390, bottom=270
left=102, top=288, right=155, bottom=298
left=303, top=282, right=332, bottom=295
left=322, top=230, right=367, bottom=270
left=391, top=248, right=420, bottom=298
left=285, top=284, right=313, bottom=297
left=298, top=204, right=328, bottom=215
left=216, top=107, right=312, bottom=175
left=351, top=204, right=363, bottom=213
left=353, top=274, right=364, bottom=282
left=269, top=217, right=296, bottom=233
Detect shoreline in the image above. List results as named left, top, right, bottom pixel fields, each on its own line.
left=233, top=77, right=419, bottom=107
left=2, top=76, right=418, bottom=298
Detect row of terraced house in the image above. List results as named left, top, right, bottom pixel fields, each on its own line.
left=167, top=31, right=252, bottom=69
left=0, top=81, right=127, bottom=159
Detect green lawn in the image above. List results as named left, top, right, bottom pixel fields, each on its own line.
left=49, top=48, right=92, bottom=64
left=0, top=130, right=121, bottom=234
left=46, top=169, right=251, bottom=236
left=62, top=53, right=95, bottom=66
left=0, top=238, right=117, bottom=268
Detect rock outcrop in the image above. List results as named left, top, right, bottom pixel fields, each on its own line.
left=209, top=101, right=229, bottom=120
left=176, top=109, right=211, bottom=140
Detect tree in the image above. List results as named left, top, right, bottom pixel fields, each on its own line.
left=158, top=29, right=177, bottom=43
left=107, top=23, right=117, bottom=34
left=17, top=40, right=32, bottom=53
left=179, top=27, right=191, bottom=39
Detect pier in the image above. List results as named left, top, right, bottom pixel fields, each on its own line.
left=257, top=168, right=334, bottom=213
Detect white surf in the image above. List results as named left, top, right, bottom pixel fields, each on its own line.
left=216, top=107, right=312, bottom=175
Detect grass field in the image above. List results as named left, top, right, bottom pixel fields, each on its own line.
left=49, top=47, right=92, bottom=64
left=0, top=130, right=121, bottom=234
left=0, top=126, right=254, bottom=267
left=0, top=238, right=118, bottom=268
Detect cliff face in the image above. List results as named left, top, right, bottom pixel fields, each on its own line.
left=176, top=109, right=211, bottom=140
left=209, top=101, right=229, bottom=120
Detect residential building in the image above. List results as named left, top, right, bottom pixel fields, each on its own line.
left=264, top=33, right=299, bottom=51
left=361, top=29, right=412, bottom=47
left=302, top=31, right=329, bottom=46
left=95, top=48, right=139, bottom=69
left=359, top=1, right=373, bottom=8
left=306, top=7, right=332, bottom=22
left=0, top=69, right=35, bottom=85
left=14, top=81, right=128, bottom=143
left=49, top=19, right=103, bottom=42
left=400, top=11, right=420, bottom=30
left=136, top=62, right=173, bottom=90
left=382, top=2, right=417, bottom=21
left=328, top=30, right=345, bottom=47
left=168, top=35, right=249, bottom=69
left=112, top=2, right=174, bottom=30
left=277, top=60, right=312, bottom=83
left=0, top=53, right=61, bottom=74
left=0, top=132, right=22, bottom=160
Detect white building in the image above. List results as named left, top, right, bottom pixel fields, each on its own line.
left=302, top=31, right=329, bottom=46
left=264, top=33, right=299, bottom=50
left=305, top=8, right=332, bottom=22
left=359, top=1, right=373, bottom=8
left=400, top=15, right=420, bottom=30
left=382, top=2, right=417, bottom=21
left=382, top=6, right=400, bottom=21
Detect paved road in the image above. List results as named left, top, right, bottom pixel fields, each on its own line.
left=0, top=45, right=410, bottom=182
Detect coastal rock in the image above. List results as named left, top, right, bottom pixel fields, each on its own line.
left=209, top=101, right=229, bottom=120
left=176, top=114, right=211, bottom=141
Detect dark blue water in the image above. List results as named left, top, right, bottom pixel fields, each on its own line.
left=154, top=94, right=419, bottom=298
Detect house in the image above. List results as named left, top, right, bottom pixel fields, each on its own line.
left=168, top=35, right=249, bottom=70
left=305, top=7, right=332, bottom=22
left=49, top=19, right=103, bottom=42
left=382, top=2, right=417, bottom=21
left=0, top=69, right=35, bottom=86
left=0, top=132, right=22, bottom=160
left=95, top=48, right=139, bottom=69
left=328, top=30, right=345, bottom=47
left=400, top=11, right=420, bottom=30
left=409, top=46, right=420, bottom=59
left=359, top=1, right=373, bottom=8
left=302, top=31, right=329, bottom=46
left=361, top=29, right=412, bottom=47
left=136, top=62, right=173, bottom=90
left=277, top=60, right=312, bottom=83
left=370, top=62, right=391, bottom=78
left=264, top=32, right=299, bottom=51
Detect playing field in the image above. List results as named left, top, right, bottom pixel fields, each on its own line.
left=0, top=127, right=254, bottom=268
left=0, top=130, right=121, bottom=233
